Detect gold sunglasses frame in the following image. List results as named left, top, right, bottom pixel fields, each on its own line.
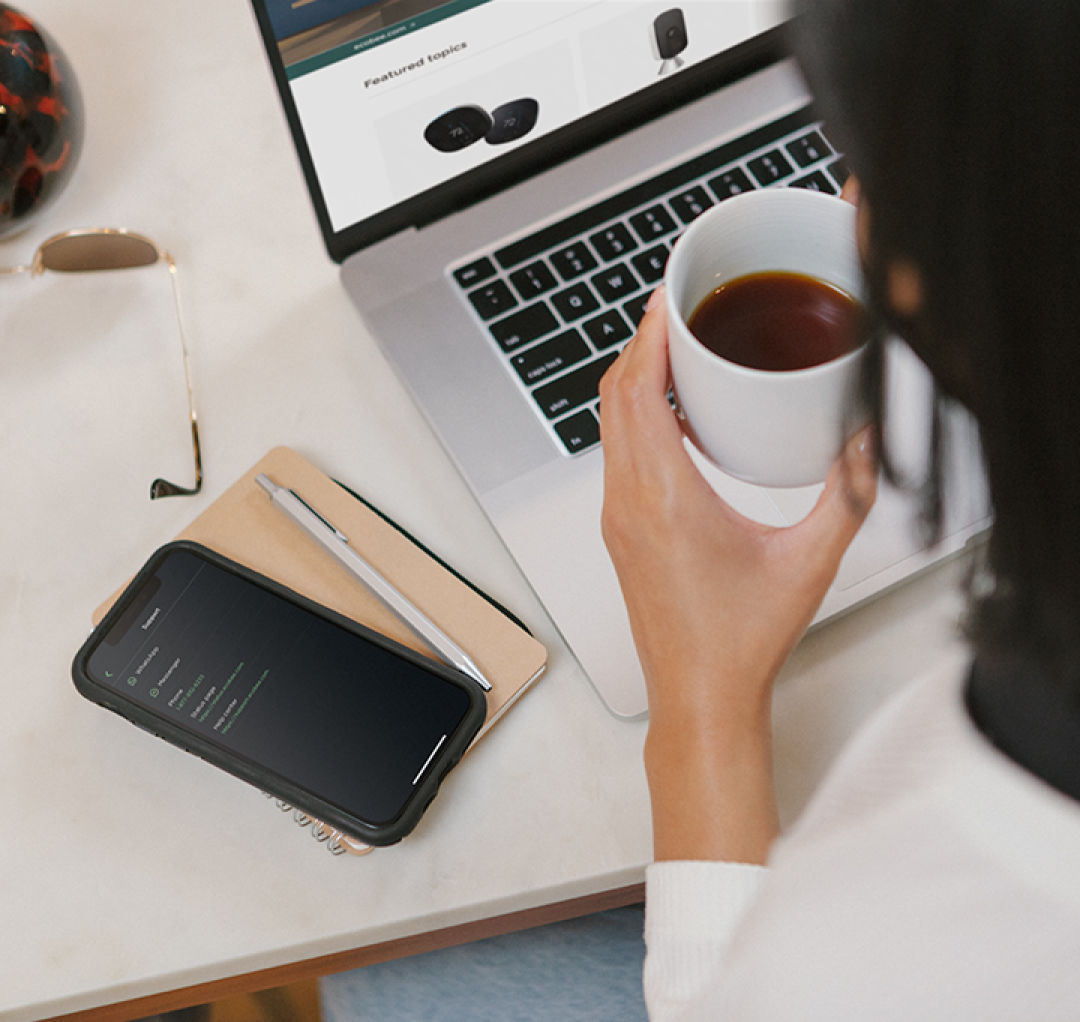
left=2, top=228, right=202, bottom=498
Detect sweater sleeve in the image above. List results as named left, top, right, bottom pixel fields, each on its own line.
left=643, top=859, right=768, bottom=1020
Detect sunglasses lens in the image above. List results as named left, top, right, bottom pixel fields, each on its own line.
left=38, top=233, right=160, bottom=273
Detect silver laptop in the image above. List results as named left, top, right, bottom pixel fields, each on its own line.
left=250, top=0, right=989, bottom=718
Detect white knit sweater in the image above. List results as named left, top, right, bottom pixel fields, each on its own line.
left=643, top=649, right=1080, bottom=1020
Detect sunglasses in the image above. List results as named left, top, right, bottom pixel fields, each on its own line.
left=1, top=228, right=202, bottom=498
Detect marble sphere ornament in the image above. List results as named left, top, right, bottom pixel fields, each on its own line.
left=0, top=3, right=83, bottom=237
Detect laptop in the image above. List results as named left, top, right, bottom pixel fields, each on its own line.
left=249, top=0, right=989, bottom=718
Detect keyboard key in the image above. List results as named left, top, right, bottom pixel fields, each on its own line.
left=489, top=302, right=559, bottom=352
left=589, top=223, right=638, bottom=261
left=786, top=130, right=832, bottom=168
left=708, top=166, right=755, bottom=201
left=551, top=282, right=601, bottom=322
left=509, top=260, right=558, bottom=299
left=622, top=293, right=651, bottom=326
left=454, top=257, right=496, bottom=289
left=583, top=309, right=632, bottom=350
left=469, top=279, right=518, bottom=320
left=554, top=408, right=601, bottom=454
left=511, top=329, right=590, bottom=385
left=669, top=185, right=714, bottom=225
left=629, top=204, right=678, bottom=243
left=790, top=170, right=837, bottom=194
left=533, top=353, right=618, bottom=419
left=550, top=243, right=598, bottom=281
left=828, top=157, right=850, bottom=189
left=590, top=262, right=640, bottom=303
left=747, top=149, right=794, bottom=185
left=631, top=244, right=668, bottom=284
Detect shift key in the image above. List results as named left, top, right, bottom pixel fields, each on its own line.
left=532, top=353, right=617, bottom=420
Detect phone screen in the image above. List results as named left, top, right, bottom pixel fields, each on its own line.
left=82, top=546, right=480, bottom=830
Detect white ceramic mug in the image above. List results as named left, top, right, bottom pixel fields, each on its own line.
left=665, top=187, right=867, bottom=488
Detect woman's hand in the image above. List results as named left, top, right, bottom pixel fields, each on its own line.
left=598, top=287, right=877, bottom=863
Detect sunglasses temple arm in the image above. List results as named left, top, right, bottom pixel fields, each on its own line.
left=150, top=255, right=203, bottom=498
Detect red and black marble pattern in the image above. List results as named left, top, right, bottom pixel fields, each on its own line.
left=0, top=3, right=83, bottom=232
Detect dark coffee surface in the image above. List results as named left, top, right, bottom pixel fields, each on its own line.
left=688, top=271, right=859, bottom=371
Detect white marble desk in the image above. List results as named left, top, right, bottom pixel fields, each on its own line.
left=0, top=3, right=972, bottom=1019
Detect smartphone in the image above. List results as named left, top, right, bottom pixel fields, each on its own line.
left=72, top=541, right=487, bottom=846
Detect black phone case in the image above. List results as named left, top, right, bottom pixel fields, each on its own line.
left=71, top=540, right=487, bottom=846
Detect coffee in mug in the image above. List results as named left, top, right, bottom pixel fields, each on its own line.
left=687, top=271, right=861, bottom=372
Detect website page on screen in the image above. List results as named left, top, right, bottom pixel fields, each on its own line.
left=266, top=0, right=783, bottom=232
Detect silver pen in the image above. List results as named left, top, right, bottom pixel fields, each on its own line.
left=255, top=473, right=492, bottom=691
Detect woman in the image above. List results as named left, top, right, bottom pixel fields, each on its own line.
left=599, top=0, right=1080, bottom=1017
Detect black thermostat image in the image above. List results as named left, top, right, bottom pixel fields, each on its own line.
left=652, top=8, right=688, bottom=74
left=71, top=541, right=487, bottom=846
left=423, top=105, right=493, bottom=152
left=485, top=98, right=539, bottom=145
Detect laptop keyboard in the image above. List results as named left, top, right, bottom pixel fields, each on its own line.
left=450, top=105, right=847, bottom=457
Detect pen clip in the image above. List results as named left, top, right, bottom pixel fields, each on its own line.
left=288, top=488, right=348, bottom=543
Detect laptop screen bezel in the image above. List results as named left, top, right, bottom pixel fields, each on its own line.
left=248, top=2, right=789, bottom=263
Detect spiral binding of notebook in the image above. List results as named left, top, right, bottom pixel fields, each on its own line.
left=263, top=792, right=374, bottom=856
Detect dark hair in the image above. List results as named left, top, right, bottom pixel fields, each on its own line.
left=793, top=0, right=1080, bottom=687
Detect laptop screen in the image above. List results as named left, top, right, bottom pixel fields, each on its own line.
left=252, top=1, right=786, bottom=260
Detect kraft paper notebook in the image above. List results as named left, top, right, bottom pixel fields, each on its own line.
left=94, top=446, right=548, bottom=855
